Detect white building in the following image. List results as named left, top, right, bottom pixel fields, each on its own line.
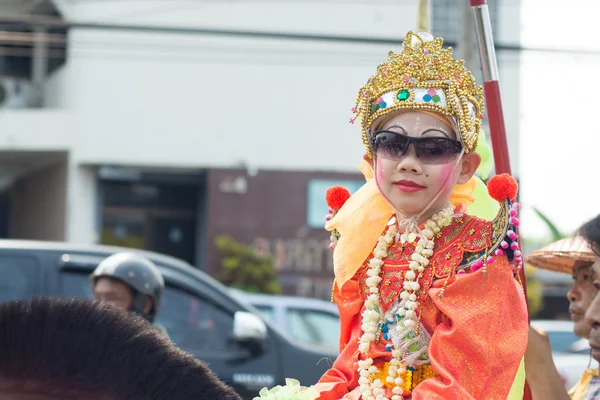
left=0, top=0, right=526, bottom=297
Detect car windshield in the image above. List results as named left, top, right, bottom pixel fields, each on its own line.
left=287, top=308, right=340, bottom=348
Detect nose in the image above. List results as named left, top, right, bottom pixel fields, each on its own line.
left=584, top=293, right=600, bottom=329
left=396, top=144, right=423, bottom=174
left=568, top=285, right=580, bottom=302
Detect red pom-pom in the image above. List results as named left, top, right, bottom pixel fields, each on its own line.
left=326, top=186, right=351, bottom=210
left=487, top=174, right=518, bottom=202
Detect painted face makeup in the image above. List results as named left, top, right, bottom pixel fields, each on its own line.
left=371, top=111, right=464, bottom=221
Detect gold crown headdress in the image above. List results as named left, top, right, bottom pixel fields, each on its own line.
left=352, top=27, right=485, bottom=156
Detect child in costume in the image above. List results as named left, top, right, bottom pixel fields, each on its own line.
left=313, top=20, right=528, bottom=400
left=254, top=4, right=528, bottom=400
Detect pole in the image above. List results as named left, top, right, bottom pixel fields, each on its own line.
left=470, top=1, right=512, bottom=175
left=469, top=1, right=531, bottom=399
left=31, top=27, right=48, bottom=108
left=459, top=0, right=478, bottom=73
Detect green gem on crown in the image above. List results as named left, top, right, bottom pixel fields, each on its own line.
left=397, top=89, right=410, bottom=101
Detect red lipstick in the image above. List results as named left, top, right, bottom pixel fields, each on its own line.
left=393, top=180, right=426, bottom=193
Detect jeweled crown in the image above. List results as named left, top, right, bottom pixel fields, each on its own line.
left=352, top=31, right=485, bottom=156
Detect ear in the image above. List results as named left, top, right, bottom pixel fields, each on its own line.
left=363, top=153, right=374, bottom=168
left=144, top=297, right=153, bottom=314
left=457, top=152, right=481, bottom=184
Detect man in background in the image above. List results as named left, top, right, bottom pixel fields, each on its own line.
left=526, top=236, right=598, bottom=400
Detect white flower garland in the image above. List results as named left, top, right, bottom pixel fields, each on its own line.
left=357, top=204, right=455, bottom=400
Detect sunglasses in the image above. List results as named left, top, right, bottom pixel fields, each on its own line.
left=371, top=130, right=463, bottom=165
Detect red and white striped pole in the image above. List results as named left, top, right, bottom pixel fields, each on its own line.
left=469, top=1, right=531, bottom=399
left=469, top=0, right=528, bottom=297
left=470, top=0, right=512, bottom=175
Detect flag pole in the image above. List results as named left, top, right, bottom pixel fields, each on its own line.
left=469, top=1, right=531, bottom=398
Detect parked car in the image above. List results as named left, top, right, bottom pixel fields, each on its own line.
left=531, top=319, right=597, bottom=389
left=230, top=290, right=340, bottom=350
left=0, top=240, right=337, bottom=399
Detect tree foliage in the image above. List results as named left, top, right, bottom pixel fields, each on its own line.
left=215, top=235, right=281, bottom=294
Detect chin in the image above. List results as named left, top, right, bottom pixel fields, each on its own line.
left=574, top=324, right=590, bottom=339
left=390, top=201, right=424, bottom=216
left=389, top=195, right=441, bottom=215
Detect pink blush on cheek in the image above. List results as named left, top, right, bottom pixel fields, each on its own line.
left=437, top=164, right=451, bottom=183
left=437, top=164, right=457, bottom=191
left=376, top=158, right=385, bottom=182
left=374, top=158, right=394, bottom=206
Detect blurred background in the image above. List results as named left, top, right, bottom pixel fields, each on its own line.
left=0, top=0, right=597, bottom=389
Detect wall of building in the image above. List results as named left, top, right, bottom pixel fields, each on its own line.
left=65, top=163, right=98, bottom=243
left=35, top=1, right=520, bottom=174
left=62, top=33, right=373, bottom=171
left=205, top=168, right=363, bottom=299
left=0, top=1, right=525, bottom=250
left=0, top=110, right=75, bottom=150
left=9, top=161, right=68, bottom=240
left=52, top=1, right=418, bottom=39
left=26, top=1, right=424, bottom=172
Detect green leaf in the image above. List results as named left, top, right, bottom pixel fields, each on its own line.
left=532, top=207, right=566, bottom=242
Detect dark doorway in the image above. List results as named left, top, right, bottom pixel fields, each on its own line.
left=150, top=216, right=196, bottom=266
left=0, top=190, right=9, bottom=238
left=98, top=171, right=205, bottom=266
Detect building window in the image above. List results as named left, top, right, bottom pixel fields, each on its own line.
left=431, top=0, right=499, bottom=43
left=306, top=179, right=363, bottom=229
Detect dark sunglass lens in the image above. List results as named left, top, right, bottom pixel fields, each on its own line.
left=373, top=132, right=409, bottom=160
left=416, top=139, right=461, bottom=164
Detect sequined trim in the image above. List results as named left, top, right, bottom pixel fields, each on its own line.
left=459, top=199, right=511, bottom=270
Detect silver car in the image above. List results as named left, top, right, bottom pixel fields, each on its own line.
left=230, top=290, right=340, bottom=350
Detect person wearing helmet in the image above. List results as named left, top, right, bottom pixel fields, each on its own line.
left=91, top=252, right=167, bottom=335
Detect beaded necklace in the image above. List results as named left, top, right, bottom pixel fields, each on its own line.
left=357, top=204, right=454, bottom=400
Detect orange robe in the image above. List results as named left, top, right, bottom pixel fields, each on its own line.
left=315, top=214, right=528, bottom=399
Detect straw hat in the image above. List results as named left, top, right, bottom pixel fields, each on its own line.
left=525, top=237, right=596, bottom=274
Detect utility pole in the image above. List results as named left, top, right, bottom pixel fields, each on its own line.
left=31, top=27, right=48, bottom=108
left=458, top=0, right=482, bottom=83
